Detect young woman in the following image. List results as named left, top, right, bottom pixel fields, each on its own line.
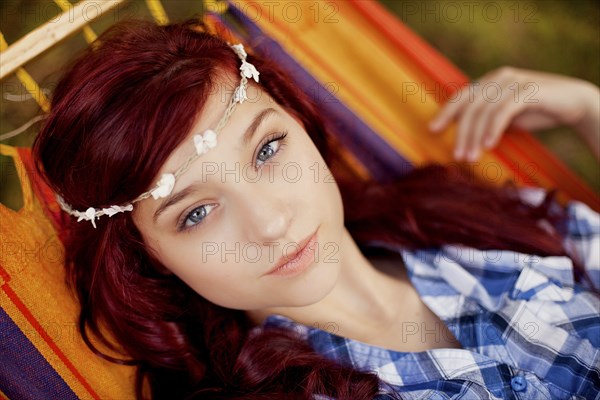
left=33, top=19, right=599, bottom=399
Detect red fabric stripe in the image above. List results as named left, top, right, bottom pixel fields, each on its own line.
left=0, top=265, right=9, bottom=285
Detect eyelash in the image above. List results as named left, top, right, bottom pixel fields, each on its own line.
left=177, top=131, right=289, bottom=233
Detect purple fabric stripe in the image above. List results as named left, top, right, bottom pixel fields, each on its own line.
left=0, top=306, right=78, bottom=400
left=218, top=3, right=413, bottom=182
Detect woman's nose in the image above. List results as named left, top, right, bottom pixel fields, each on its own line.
left=236, top=184, right=293, bottom=242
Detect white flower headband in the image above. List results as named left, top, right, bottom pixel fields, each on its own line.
left=56, top=43, right=260, bottom=228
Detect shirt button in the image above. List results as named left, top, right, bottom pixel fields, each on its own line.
left=511, top=375, right=527, bottom=392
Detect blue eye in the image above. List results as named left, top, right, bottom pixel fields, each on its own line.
left=180, top=204, right=217, bottom=231
left=178, top=131, right=288, bottom=233
left=256, top=131, right=288, bottom=167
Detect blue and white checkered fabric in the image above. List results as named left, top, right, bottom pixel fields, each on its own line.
left=262, top=197, right=600, bottom=399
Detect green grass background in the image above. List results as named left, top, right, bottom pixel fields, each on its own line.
left=1, top=0, right=598, bottom=211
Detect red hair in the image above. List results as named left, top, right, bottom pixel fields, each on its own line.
left=33, top=19, right=579, bottom=399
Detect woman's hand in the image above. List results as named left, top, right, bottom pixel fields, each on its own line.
left=428, top=66, right=600, bottom=161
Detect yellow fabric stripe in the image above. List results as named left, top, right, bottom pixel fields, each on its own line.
left=145, top=0, right=169, bottom=25
left=0, top=33, right=50, bottom=113
left=338, top=146, right=371, bottom=181
left=53, top=0, right=97, bottom=43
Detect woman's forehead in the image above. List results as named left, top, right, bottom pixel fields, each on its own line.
left=156, top=82, right=278, bottom=179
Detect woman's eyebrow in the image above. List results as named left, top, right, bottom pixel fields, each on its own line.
left=153, top=107, right=278, bottom=224
left=242, top=107, right=277, bottom=146
left=153, top=184, right=199, bottom=224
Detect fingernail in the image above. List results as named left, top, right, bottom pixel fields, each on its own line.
left=483, top=138, right=494, bottom=149
left=429, top=120, right=441, bottom=132
left=467, top=148, right=480, bottom=162
left=454, top=147, right=464, bottom=160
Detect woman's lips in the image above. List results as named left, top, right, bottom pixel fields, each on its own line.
left=265, top=230, right=319, bottom=277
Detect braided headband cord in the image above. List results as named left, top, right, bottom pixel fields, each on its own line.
left=56, top=43, right=260, bottom=228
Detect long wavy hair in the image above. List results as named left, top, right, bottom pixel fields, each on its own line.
left=33, top=19, right=581, bottom=399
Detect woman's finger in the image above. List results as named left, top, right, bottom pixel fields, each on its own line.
left=429, top=84, right=472, bottom=133
left=466, top=94, right=507, bottom=159
left=455, top=94, right=488, bottom=160
left=456, top=73, right=521, bottom=160
left=482, top=99, right=524, bottom=150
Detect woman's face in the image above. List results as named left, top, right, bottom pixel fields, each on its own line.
left=133, top=78, right=345, bottom=312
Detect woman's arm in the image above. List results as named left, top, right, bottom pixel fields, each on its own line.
left=428, top=66, right=600, bottom=161
left=572, top=82, right=600, bottom=159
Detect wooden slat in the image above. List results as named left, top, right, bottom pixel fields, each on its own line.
left=0, top=0, right=126, bottom=80
left=53, top=0, right=98, bottom=43
left=0, top=32, right=50, bottom=112
left=145, top=0, right=169, bottom=25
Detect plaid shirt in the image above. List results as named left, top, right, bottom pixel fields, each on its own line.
left=261, top=193, right=600, bottom=399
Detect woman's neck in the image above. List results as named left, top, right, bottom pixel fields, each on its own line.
left=247, top=228, right=410, bottom=333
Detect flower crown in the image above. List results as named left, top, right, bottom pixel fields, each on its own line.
left=56, top=43, right=260, bottom=228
